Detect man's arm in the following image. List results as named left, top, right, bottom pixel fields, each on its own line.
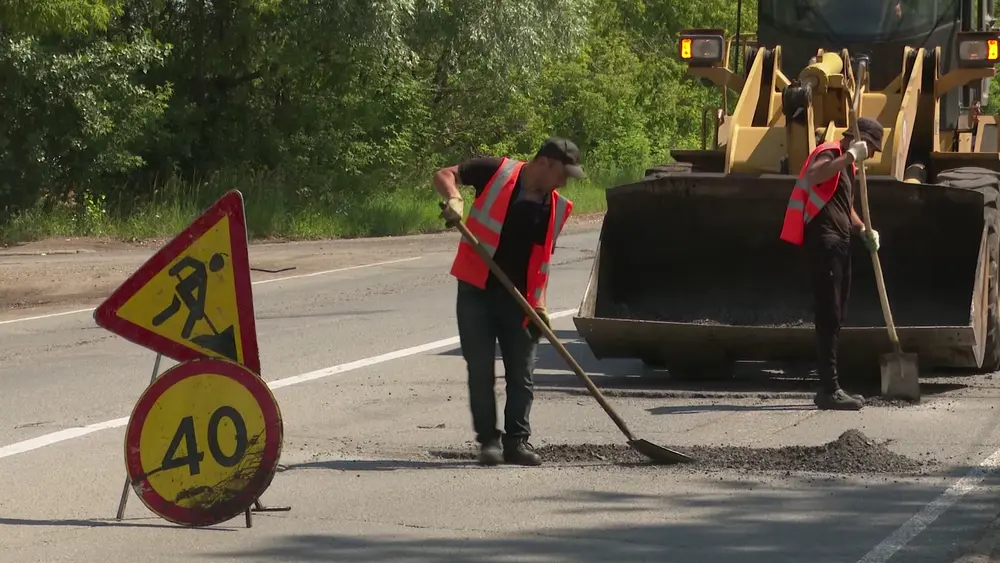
left=805, top=151, right=856, bottom=186
left=849, top=206, right=866, bottom=232
left=432, top=165, right=464, bottom=200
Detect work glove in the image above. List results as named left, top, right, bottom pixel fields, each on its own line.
left=846, top=140, right=869, bottom=163
left=439, top=196, right=464, bottom=227
left=527, top=307, right=550, bottom=342
left=859, top=226, right=880, bottom=252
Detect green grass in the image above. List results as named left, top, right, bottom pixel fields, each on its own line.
left=0, top=164, right=645, bottom=245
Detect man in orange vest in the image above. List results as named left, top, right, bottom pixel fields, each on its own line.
left=780, top=118, right=883, bottom=410
left=433, top=138, right=581, bottom=466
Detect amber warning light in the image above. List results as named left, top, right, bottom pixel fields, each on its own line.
left=958, top=35, right=1000, bottom=66
left=678, top=34, right=724, bottom=65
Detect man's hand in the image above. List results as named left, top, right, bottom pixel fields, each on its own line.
left=440, top=196, right=464, bottom=227
left=527, top=307, right=550, bottom=342
left=859, top=227, right=880, bottom=252
left=846, top=140, right=869, bottom=163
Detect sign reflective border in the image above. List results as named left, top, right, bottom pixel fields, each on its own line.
left=124, top=357, right=283, bottom=527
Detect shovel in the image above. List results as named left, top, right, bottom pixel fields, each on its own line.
left=850, top=59, right=921, bottom=402
left=441, top=205, right=695, bottom=464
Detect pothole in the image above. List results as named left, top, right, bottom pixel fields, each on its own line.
left=429, top=430, right=927, bottom=474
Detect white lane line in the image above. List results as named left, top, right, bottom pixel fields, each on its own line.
left=0, top=256, right=424, bottom=326
left=0, top=308, right=579, bottom=461
left=250, top=256, right=423, bottom=286
left=857, top=449, right=1000, bottom=563
left=0, top=308, right=96, bottom=326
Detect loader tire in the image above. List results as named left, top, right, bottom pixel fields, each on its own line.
left=644, top=162, right=693, bottom=179
left=936, top=167, right=1000, bottom=372
left=641, top=357, right=730, bottom=379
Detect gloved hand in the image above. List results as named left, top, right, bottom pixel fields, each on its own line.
left=439, top=196, right=464, bottom=227
left=859, top=226, right=880, bottom=252
left=846, top=140, right=869, bottom=163
left=527, top=307, right=550, bottom=342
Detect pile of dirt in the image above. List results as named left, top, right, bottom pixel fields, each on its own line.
left=429, top=430, right=924, bottom=474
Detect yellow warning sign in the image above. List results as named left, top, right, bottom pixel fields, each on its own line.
left=94, top=191, right=260, bottom=374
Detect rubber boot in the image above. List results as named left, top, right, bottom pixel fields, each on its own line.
left=502, top=436, right=542, bottom=466
left=478, top=437, right=503, bottom=466
left=814, top=388, right=864, bottom=410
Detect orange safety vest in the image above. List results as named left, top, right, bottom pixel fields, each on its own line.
left=450, top=157, right=574, bottom=326
left=779, top=141, right=857, bottom=245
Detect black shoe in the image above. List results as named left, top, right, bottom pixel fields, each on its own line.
left=478, top=439, right=503, bottom=466
left=814, top=389, right=864, bottom=410
left=503, top=437, right=542, bottom=466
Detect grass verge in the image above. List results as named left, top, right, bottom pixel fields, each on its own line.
left=0, top=164, right=644, bottom=245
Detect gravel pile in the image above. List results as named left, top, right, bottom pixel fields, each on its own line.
left=429, top=430, right=924, bottom=474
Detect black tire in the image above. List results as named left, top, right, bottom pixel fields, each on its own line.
left=641, top=358, right=667, bottom=369
left=641, top=357, right=730, bottom=379
left=665, top=359, right=732, bottom=381
left=643, top=162, right=693, bottom=179
left=936, top=167, right=1000, bottom=372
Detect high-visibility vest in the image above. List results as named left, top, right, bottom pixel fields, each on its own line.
left=450, top=157, right=574, bottom=325
left=779, top=141, right=856, bottom=245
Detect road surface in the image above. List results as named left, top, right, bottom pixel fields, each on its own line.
left=3, top=226, right=1000, bottom=562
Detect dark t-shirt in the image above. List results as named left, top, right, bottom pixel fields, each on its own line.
left=804, top=149, right=854, bottom=247
left=457, top=156, right=552, bottom=294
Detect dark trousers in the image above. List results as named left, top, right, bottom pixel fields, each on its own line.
left=456, top=280, right=537, bottom=444
left=808, top=238, right=852, bottom=392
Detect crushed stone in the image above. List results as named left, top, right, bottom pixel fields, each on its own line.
left=429, top=430, right=925, bottom=474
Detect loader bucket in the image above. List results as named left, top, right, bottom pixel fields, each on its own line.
left=574, top=172, right=992, bottom=373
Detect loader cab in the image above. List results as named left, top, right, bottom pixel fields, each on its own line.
left=758, top=0, right=988, bottom=131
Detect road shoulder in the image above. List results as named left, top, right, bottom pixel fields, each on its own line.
left=0, top=213, right=604, bottom=312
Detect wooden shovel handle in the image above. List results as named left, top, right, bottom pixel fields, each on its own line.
left=849, top=59, right=902, bottom=353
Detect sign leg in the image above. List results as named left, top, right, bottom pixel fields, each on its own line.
left=252, top=498, right=291, bottom=513
left=116, top=353, right=163, bottom=521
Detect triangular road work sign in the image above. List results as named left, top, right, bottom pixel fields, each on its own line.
left=94, top=190, right=261, bottom=375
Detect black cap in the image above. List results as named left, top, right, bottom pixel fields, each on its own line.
left=536, top=137, right=586, bottom=179
left=844, top=117, right=884, bottom=153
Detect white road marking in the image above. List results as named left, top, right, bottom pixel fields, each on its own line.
left=0, top=308, right=579, bottom=461
left=857, top=449, right=1000, bottom=563
left=0, top=308, right=96, bottom=326
left=250, top=256, right=423, bottom=286
left=0, top=256, right=424, bottom=326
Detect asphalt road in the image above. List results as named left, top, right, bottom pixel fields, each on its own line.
left=3, top=227, right=1000, bottom=562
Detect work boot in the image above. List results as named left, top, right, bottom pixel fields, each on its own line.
left=814, top=389, right=864, bottom=410
left=503, top=437, right=542, bottom=466
left=478, top=438, right=503, bottom=466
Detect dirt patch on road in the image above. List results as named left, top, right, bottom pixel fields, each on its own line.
left=429, top=430, right=925, bottom=474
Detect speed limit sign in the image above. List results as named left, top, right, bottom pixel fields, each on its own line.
left=123, top=357, right=283, bottom=527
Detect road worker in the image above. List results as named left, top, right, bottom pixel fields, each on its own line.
left=780, top=118, right=883, bottom=410
left=433, top=138, right=582, bottom=466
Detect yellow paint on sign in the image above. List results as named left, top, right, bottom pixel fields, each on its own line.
left=138, top=372, right=267, bottom=508
left=116, top=216, right=246, bottom=366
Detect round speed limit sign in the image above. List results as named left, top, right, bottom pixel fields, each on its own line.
left=124, top=357, right=283, bottom=527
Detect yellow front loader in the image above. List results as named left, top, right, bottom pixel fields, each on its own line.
left=574, top=0, right=1000, bottom=378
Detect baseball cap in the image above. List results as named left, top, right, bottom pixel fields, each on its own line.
left=844, top=117, right=884, bottom=153
left=536, top=137, right=586, bottom=179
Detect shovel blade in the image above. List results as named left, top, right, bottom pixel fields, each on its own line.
left=627, top=439, right=697, bottom=464
left=879, top=351, right=921, bottom=402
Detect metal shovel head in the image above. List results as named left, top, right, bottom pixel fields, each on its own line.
left=628, top=439, right=697, bottom=464
left=879, top=351, right=921, bottom=402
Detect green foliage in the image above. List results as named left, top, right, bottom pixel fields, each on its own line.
left=0, top=0, right=753, bottom=241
